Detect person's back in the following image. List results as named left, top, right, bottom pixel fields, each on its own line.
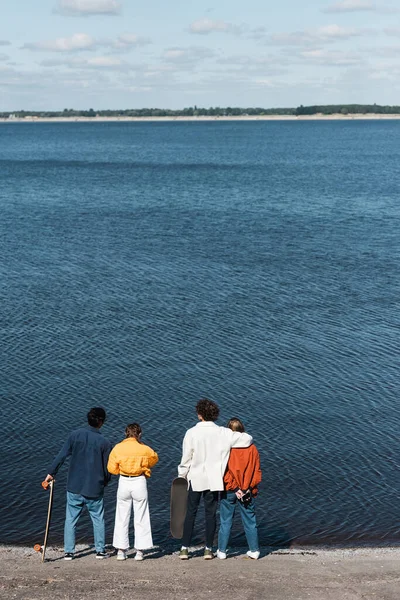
left=108, top=435, right=158, bottom=479
left=179, top=421, right=253, bottom=492
left=217, top=417, right=261, bottom=560
left=44, top=407, right=112, bottom=560
left=224, top=444, right=261, bottom=497
left=178, top=399, right=253, bottom=561
left=55, top=426, right=112, bottom=498
left=107, top=423, right=158, bottom=561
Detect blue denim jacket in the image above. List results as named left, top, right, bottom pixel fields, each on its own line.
left=48, top=426, right=112, bottom=498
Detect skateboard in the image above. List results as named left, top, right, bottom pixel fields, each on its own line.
left=34, top=479, right=55, bottom=562
left=170, top=477, right=188, bottom=539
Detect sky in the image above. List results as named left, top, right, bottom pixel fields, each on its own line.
left=0, top=0, right=399, bottom=110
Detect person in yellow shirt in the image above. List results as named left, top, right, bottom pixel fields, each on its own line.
left=107, top=423, right=158, bottom=561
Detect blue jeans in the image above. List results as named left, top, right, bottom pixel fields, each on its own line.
left=218, top=491, right=259, bottom=553
left=64, top=491, right=105, bottom=554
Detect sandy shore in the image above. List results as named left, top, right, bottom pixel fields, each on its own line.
left=1, top=544, right=399, bottom=600
left=1, top=114, right=400, bottom=123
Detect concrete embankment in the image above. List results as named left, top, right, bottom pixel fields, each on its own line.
left=0, top=545, right=399, bottom=600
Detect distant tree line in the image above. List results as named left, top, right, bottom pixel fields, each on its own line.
left=0, top=106, right=295, bottom=118
left=295, top=104, right=400, bottom=115
left=1, top=105, right=400, bottom=119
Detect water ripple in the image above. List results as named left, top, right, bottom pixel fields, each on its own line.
left=1, top=121, right=400, bottom=546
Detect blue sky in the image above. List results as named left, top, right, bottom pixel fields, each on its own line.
left=0, top=0, right=398, bottom=110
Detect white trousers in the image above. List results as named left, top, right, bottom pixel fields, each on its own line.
left=112, top=475, right=153, bottom=550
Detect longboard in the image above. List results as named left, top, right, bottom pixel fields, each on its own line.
left=170, top=477, right=188, bottom=539
left=34, top=480, right=55, bottom=562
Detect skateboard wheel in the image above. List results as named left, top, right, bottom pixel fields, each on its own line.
left=34, top=544, right=42, bottom=552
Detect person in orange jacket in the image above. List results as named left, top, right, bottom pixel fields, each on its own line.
left=107, top=423, right=158, bottom=561
left=217, top=418, right=261, bottom=560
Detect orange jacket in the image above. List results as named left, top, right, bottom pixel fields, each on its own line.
left=223, top=444, right=261, bottom=496
left=107, top=438, right=158, bottom=478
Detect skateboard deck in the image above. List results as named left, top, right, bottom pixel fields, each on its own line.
left=170, top=477, right=188, bottom=539
left=34, top=480, right=55, bottom=562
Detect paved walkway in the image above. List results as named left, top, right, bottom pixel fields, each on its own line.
left=0, top=545, right=399, bottom=600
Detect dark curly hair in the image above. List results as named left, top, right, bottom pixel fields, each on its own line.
left=87, top=407, right=106, bottom=428
left=196, top=398, right=220, bottom=422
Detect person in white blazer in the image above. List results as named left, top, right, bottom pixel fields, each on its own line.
left=177, top=398, right=253, bottom=560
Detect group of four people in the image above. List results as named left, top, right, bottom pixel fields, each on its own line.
left=44, top=399, right=262, bottom=561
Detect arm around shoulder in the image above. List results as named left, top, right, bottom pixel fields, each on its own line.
left=230, top=430, right=253, bottom=448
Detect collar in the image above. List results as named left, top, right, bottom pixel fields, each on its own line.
left=195, top=421, right=218, bottom=427
left=89, top=426, right=100, bottom=433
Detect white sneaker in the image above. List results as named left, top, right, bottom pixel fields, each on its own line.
left=216, top=550, right=227, bottom=560
left=117, top=550, right=127, bottom=561
left=246, top=550, right=260, bottom=560
left=134, top=550, right=144, bottom=561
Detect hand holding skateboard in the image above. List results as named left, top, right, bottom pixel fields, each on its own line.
left=34, top=478, right=55, bottom=561
left=170, top=477, right=188, bottom=539
left=42, top=474, right=54, bottom=489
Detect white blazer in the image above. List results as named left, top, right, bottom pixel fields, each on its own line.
left=178, top=421, right=253, bottom=492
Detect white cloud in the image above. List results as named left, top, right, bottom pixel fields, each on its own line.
left=374, top=44, right=400, bottom=57
left=23, top=33, right=96, bottom=52
left=0, top=54, right=9, bottom=61
left=215, top=54, right=287, bottom=77
left=23, top=32, right=150, bottom=54
left=39, top=56, right=132, bottom=71
left=218, top=54, right=275, bottom=65
left=56, top=0, right=121, bottom=16
left=324, top=0, right=398, bottom=12
left=163, top=49, right=187, bottom=60
left=324, top=0, right=376, bottom=12
left=253, top=78, right=276, bottom=87
left=385, top=28, right=400, bottom=37
left=299, top=49, right=362, bottom=65
left=141, top=66, right=175, bottom=78
left=267, top=24, right=369, bottom=46
left=162, top=46, right=215, bottom=70
left=189, top=18, right=238, bottom=35
left=113, top=33, right=151, bottom=49
left=85, top=56, right=123, bottom=67
left=0, top=41, right=11, bottom=46
left=318, top=24, right=360, bottom=38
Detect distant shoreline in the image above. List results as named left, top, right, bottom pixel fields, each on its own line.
left=2, top=113, right=400, bottom=123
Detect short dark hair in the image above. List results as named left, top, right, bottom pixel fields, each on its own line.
left=227, top=417, right=245, bottom=433
left=125, top=423, right=142, bottom=440
left=196, top=398, right=219, bottom=422
left=87, top=407, right=106, bottom=428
